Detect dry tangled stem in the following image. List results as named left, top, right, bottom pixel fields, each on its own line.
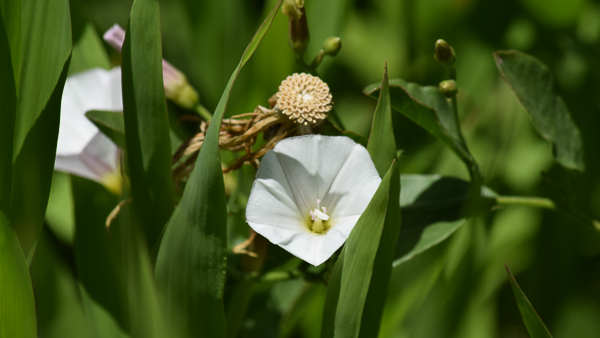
left=172, top=102, right=296, bottom=192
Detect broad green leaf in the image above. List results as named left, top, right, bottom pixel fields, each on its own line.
left=364, top=79, right=482, bottom=185
left=0, top=0, right=21, bottom=85
left=121, top=0, right=175, bottom=248
left=393, top=175, right=494, bottom=267
left=0, top=8, right=16, bottom=215
left=10, top=0, right=71, bottom=259
left=154, top=1, right=283, bottom=337
left=505, top=265, right=553, bottom=338
left=0, top=210, right=36, bottom=338
left=494, top=50, right=585, bottom=171
left=334, top=160, right=396, bottom=338
left=367, top=61, right=396, bottom=177
left=86, top=110, right=126, bottom=149
left=72, top=177, right=128, bottom=332
left=68, top=23, right=111, bottom=75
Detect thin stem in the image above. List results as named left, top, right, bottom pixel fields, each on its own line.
left=495, top=195, right=600, bottom=231
left=195, top=104, right=212, bottom=121
left=495, top=196, right=556, bottom=209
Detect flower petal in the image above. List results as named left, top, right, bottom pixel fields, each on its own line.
left=246, top=135, right=382, bottom=266
left=57, top=67, right=123, bottom=156
left=321, top=144, right=382, bottom=219
left=270, top=135, right=368, bottom=214
left=55, top=133, right=119, bottom=183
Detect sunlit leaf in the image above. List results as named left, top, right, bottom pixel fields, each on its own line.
left=154, top=1, right=283, bottom=337
left=0, top=210, right=36, bottom=338
left=364, top=79, right=482, bottom=184
left=121, top=0, right=175, bottom=248
left=361, top=61, right=402, bottom=337
left=494, top=50, right=585, bottom=171
left=505, top=265, right=553, bottom=338
left=86, top=110, right=126, bottom=149
left=9, top=0, right=72, bottom=259
left=334, top=160, right=396, bottom=338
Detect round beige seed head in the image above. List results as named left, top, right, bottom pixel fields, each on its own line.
left=276, top=73, right=333, bottom=125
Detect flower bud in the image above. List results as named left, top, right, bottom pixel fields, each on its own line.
left=434, top=39, right=456, bottom=65
left=439, top=79, right=458, bottom=97
left=284, top=0, right=309, bottom=54
left=104, top=24, right=200, bottom=109
left=322, top=37, right=341, bottom=57
left=163, top=61, right=200, bottom=110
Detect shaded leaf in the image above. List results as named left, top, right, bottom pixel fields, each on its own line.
left=494, top=50, right=584, bottom=171
left=319, top=121, right=367, bottom=148
left=393, top=175, right=495, bottom=267
left=72, top=176, right=128, bottom=331
left=320, top=248, right=344, bottom=338
left=505, top=265, right=553, bottom=338
left=0, top=8, right=16, bottom=214
left=334, top=160, right=396, bottom=337
left=154, top=1, right=283, bottom=337
left=121, top=0, right=175, bottom=248
left=9, top=0, right=71, bottom=259
left=0, top=210, right=36, bottom=338
left=0, top=0, right=21, bottom=85
left=364, top=79, right=482, bottom=184
left=68, top=23, right=111, bottom=75
left=86, top=110, right=126, bottom=149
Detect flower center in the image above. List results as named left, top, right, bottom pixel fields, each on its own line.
left=308, top=199, right=330, bottom=234
left=298, top=89, right=314, bottom=103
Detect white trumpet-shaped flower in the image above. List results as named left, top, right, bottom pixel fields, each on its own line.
left=56, top=67, right=123, bottom=194
left=246, top=135, right=382, bottom=266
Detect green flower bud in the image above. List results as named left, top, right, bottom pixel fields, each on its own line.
left=439, top=79, right=458, bottom=97
left=284, top=0, right=309, bottom=54
left=282, top=0, right=302, bottom=20
left=322, top=37, right=342, bottom=56
left=434, top=39, right=456, bottom=65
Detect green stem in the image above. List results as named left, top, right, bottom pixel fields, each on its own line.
left=495, top=196, right=556, bottom=209
left=495, top=196, right=600, bottom=231
left=195, top=104, right=212, bottom=121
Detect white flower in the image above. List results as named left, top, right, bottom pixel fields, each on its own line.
left=245, top=135, right=382, bottom=266
left=56, top=67, right=123, bottom=194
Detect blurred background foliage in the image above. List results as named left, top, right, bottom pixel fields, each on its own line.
left=41, top=0, right=600, bottom=336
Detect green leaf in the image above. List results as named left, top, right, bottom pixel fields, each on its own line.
left=72, top=177, right=128, bottom=332
left=505, top=265, right=553, bottom=338
left=0, top=0, right=21, bottom=86
left=334, top=160, right=396, bottom=338
left=121, top=0, right=175, bottom=248
left=9, top=0, right=71, bottom=259
left=154, top=1, right=283, bottom=337
left=494, top=50, right=585, bottom=171
left=367, top=61, right=396, bottom=177
left=0, top=210, right=36, bottom=338
left=86, top=110, right=126, bottom=149
left=393, top=175, right=494, bottom=267
left=68, top=23, right=111, bottom=75
left=363, top=78, right=482, bottom=184
left=0, top=7, right=16, bottom=215
left=360, top=61, right=402, bottom=337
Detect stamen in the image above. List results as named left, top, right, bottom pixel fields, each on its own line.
left=321, top=206, right=327, bottom=214
left=312, top=208, right=329, bottom=221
